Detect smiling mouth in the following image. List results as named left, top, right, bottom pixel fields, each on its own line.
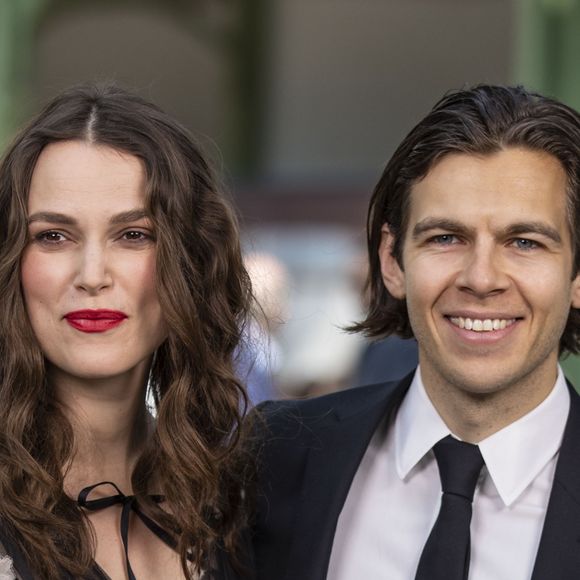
left=448, top=316, right=518, bottom=332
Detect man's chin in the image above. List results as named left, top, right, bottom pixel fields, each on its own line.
left=425, top=361, right=532, bottom=398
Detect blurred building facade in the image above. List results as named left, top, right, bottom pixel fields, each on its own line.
left=1, top=0, right=579, bottom=394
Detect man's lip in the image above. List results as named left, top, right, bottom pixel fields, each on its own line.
left=443, top=314, right=521, bottom=344
left=444, top=312, right=523, bottom=320
left=64, top=309, right=127, bottom=320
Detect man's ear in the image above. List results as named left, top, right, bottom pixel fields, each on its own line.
left=571, top=271, right=580, bottom=309
left=378, top=224, right=406, bottom=299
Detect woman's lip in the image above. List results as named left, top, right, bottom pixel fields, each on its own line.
left=64, top=309, right=127, bottom=320
left=64, top=310, right=127, bottom=333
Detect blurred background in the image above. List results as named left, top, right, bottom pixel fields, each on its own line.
left=1, top=0, right=579, bottom=400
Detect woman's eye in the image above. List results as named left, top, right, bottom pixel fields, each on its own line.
left=34, top=231, right=67, bottom=245
left=121, top=230, right=153, bottom=243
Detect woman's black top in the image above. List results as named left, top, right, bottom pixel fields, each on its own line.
left=0, top=482, right=253, bottom=579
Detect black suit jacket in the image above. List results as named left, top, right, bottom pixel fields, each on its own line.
left=252, top=372, right=580, bottom=580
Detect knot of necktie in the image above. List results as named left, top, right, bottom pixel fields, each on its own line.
left=78, top=481, right=176, bottom=580
left=433, top=435, right=484, bottom=501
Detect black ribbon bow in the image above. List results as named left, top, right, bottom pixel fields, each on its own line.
left=78, top=481, right=177, bottom=580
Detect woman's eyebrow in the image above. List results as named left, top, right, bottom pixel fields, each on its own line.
left=27, top=209, right=149, bottom=226
left=28, top=212, right=75, bottom=225
left=109, top=209, right=149, bottom=225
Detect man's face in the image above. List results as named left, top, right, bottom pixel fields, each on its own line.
left=379, top=147, right=580, bottom=400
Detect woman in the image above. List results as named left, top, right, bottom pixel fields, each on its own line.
left=0, top=84, right=253, bottom=579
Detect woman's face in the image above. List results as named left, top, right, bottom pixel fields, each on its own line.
left=21, top=140, right=167, bottom=385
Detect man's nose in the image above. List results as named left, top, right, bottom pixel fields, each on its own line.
left=455, top=241, right=509, bottom=297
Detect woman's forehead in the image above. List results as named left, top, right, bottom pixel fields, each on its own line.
left=28, top=141, right=146, bottom=215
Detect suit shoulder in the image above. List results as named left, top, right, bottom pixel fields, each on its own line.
left=254, top=379, right=403, bottom=438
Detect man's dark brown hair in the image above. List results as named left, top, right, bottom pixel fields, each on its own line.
left=352, top=85, right=580, bottom=354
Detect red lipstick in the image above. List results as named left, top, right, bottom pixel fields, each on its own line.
left=64, top=309, right=127, bottom=333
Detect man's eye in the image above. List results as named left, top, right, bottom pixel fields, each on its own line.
left=430, top=234, right=457, bottom=245
left=513, top=238, right=539, bottom=250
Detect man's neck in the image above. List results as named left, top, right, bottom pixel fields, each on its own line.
left=421, top=365, right=559, bottom=443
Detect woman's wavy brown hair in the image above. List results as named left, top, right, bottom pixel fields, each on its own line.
left=351, top=85, right=580, bottom=355
left=0, top=83, right=253, bottom=578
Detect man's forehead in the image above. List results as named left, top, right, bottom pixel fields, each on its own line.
left=414, top=147, right=565, bottom=187
left=400, top=148, right=571, bottom=246
left=408, top=148, right=568, bottom=212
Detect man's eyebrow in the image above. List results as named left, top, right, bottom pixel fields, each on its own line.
left=28, top=209, right=150, bottom=226
left=412, top=218, right=471, bottom=239
left=503, top=222, right=562, bottom=244
left=411, top=217, right=563, bottom=245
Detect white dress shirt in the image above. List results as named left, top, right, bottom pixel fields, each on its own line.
left=327, top=366, right=570, bottom=580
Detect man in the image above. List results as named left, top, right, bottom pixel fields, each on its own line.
left=252, top=85, right=580, bottom=580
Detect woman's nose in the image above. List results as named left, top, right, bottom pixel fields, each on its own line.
left=73, top=244, right=113, bottom=293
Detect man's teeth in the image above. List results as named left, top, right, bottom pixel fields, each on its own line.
left=449, top=317, right=516, bottom=332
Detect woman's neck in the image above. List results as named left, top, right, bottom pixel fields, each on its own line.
left=51, top=364, right=152, bottom=496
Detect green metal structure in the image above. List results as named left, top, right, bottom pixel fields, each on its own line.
left=0, top=0, right=267, bottom=174
left=0, top=0, right=49, bottom=149
left=515, top=0, right=580, bottom=384
left=516, top=0, right=580, bottom=111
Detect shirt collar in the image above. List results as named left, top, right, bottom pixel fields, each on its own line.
left=478, top=367, right=569, bottom=505
left=395, top=365, right=570, bottom=506
left=395, top=366, right=449, bottom=480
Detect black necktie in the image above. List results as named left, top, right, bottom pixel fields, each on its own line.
left=415, top=435, right=485, bottom=580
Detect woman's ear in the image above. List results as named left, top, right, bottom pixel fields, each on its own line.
left=571, top=271, right=580, bottom=309
left=378, top=224, right=406, bottom=299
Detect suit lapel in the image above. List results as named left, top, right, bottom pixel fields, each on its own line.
left=531, top=383, right=580, bottom=580
left=285, top=375, right=412, bottom=580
